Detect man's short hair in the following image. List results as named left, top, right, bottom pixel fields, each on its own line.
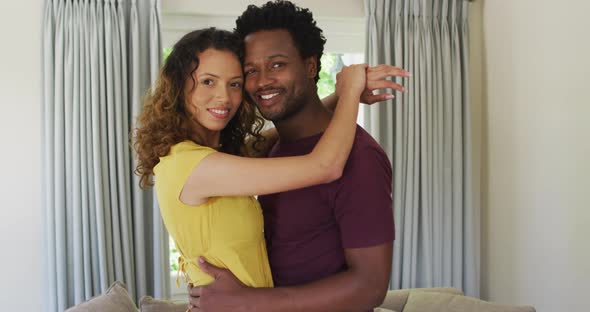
left=235, top=0, right=327, bottom=83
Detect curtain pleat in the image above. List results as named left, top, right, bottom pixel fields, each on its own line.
left=364, top=0, right=479, bottom=297
left=42, top=0, right=166, bottom=310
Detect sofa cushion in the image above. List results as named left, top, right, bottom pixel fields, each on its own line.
left=403, top=291, right=536, bottom=312
left=65, top=281, right=138, bottom=312
left=380, top=288, right=464, bottom=312
left=139, top=296, right=188, bottom=312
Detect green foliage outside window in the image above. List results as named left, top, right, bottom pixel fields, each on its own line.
left=163, top=47, right=173, bottom=61
left=317, top=53, right=342, bottom=99
left=170, top=236, right=179, bottom=272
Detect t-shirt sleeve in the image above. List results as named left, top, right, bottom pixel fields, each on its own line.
left=334, top=145, right=395, bottom=249
left=155, top=144, right=217, bottom=203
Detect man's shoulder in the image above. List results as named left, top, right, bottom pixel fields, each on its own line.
left=350, top=126, right=390, bottom=164
left=334, top=126, right=393, bottom=184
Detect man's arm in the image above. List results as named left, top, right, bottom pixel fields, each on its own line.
left=191, top=243, right=392, bottom=312
left=249, top=243, right=393, bottom=312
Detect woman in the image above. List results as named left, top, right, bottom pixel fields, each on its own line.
left=134, top=28, right=366, bottom=289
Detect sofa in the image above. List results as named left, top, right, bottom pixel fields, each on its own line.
left=66, top=281, right=536, bottom=312
left=375, top=287, right=536, bottom=312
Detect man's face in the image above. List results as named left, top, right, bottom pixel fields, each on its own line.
left=243, top=29, right=316, bottom=122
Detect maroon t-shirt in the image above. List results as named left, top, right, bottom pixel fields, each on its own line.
left=259, top=126, right=395, bottom=291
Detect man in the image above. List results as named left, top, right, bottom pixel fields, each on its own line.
left=189, top=1, right=409, bottom=311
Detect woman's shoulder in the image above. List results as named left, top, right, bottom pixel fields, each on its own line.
left=170, top=140, right=217, bottom=154
left=154, top=140, right=217, bottom=175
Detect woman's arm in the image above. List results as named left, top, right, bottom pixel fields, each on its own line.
left=321, top=93, right=340, bottom=111
left=180, top=65, right=367, bottom=203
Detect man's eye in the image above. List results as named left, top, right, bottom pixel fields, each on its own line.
left=244, top=68, right=256, bottom=76
left=271, top=63, right=284, bottom=69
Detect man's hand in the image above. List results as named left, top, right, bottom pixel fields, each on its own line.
left=360, top=64, right=411, bottom=104
left=187, top=257, right=250, bottom=312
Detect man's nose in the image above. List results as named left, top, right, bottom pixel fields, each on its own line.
left=256, top=69, right=274, bottom=89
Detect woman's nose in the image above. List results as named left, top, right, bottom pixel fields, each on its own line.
left=215, top=85, right=230, bottom=103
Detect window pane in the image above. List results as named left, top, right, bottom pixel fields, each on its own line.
left=170, top=237, right=179, bottom=272
left=317, top=53, right=365, bottom=126
left=163, top=47, right=173, bottom=61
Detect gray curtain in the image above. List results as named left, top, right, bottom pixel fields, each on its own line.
left=364, top=0, right=479, bottom=297
left=42, top=0, right=167, bottom=311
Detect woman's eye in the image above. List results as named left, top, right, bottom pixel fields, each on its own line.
left=202, top=79, right=214, bottom=85
left=230, top=82, right=242, bottom=88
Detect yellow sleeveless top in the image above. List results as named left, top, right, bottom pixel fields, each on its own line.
left=154, top=141, right=273, bottom=287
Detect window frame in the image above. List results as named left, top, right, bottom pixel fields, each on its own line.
left=161, top=12, right=365, bottom=300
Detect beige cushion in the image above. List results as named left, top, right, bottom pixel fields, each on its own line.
left=139, top=296, right=188, bottom=312
left=374, top=308, right=397, bottom=312
left=403, top=291, right=536, bottom=312
left=65, top=281, right=138, bottom=312
left=380, top=288, right=464, bottom=312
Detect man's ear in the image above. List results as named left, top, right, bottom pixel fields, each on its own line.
left=305, top=56, right=318, bottom=79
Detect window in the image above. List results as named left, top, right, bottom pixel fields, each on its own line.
left=161, top=0, right=365, bottom=297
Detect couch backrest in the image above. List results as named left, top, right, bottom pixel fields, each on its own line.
left=380, top=287, right=464, bottom=312
left=402, top=291, right=536, bottom=312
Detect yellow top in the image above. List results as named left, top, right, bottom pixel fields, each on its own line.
left=154, top=141, right=274, bottom=287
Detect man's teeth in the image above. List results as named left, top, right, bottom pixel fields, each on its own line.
left=260, top=93, right=279, bottom=100
left=210, top=109, right=228, bottom=115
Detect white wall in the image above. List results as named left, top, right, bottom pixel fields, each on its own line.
left=475, top=1, right=590, bottom=311
left=0, top=0, right=44, bottom=310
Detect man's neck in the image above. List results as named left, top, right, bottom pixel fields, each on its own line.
left=273, top=96, right=333, bottom=142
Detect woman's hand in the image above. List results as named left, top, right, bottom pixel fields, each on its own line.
left=335, top=64, right=368, bottom=100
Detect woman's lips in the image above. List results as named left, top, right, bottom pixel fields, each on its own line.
left=207, top=108, right=230, bottom=119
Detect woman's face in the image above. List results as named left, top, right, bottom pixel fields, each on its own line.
left=185, top=48, right=243, bottom=132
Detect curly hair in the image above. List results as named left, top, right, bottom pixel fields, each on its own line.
left=133, top=28, right=266, bottom=188
left=234, top=0, right=327, bottom=83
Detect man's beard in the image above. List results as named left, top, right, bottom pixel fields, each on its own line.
left=257, top=88, right=308, bottom=123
